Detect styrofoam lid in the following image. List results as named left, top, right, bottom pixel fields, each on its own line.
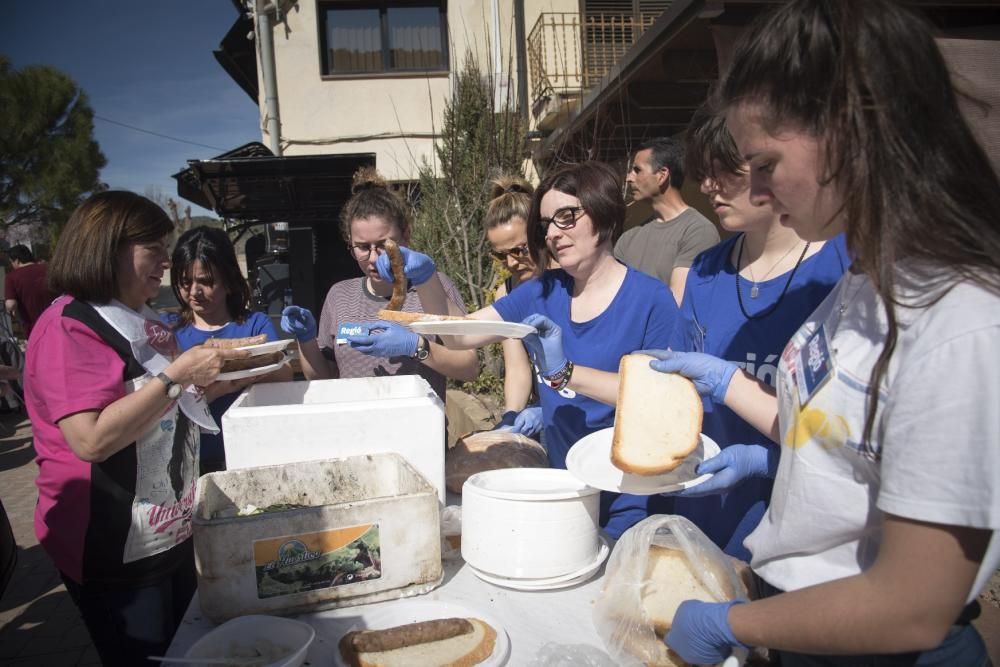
left=464, top=468, right=600, bottom=501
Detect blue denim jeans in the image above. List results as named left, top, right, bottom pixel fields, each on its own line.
left=61, top=546, right=196, bottom=666
left=756, top=575, right=991, bottom=667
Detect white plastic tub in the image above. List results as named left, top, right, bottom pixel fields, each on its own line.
left=222, top=376, right=446, bottom=502
left=461, top=468, right=601, bottom=579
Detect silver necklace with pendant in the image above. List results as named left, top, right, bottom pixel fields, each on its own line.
left=744, top=236, right=806, bottom=298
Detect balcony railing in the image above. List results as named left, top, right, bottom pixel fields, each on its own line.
left=527, top=10, right=665, bottom=106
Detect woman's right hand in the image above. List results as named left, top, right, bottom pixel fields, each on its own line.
left=168, top=346, right=250, bottom=388
left=281, top=305, right=318, bottom=343
left=639, top=349, right=738, bottom=404
left=375, top=245, right=436, bottom=286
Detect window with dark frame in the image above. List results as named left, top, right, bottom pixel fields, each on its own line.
left=320, top=2, right=448, bottom=75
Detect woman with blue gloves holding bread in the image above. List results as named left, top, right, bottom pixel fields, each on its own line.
left=280, top=168, right=477, bottom=401
left=420, top=161, right=682, bottom=538
left=648, top=2, right=1000, bottom=665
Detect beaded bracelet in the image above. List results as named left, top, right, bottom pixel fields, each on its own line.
left=544, top=360, right=574, bottom=392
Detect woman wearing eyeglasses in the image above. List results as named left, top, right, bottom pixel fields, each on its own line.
left=280, top=168, right=477, bottom=400
left=483, top=175, right=546, bottom=437
left=429, top=162, right=681, bottom=538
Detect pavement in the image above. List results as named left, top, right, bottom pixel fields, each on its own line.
left=0, top=405, right=998, bottom=666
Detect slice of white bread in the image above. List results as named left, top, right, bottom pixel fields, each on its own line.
left=620, top=545, right=722, bottom=667
left=643, top=545, right=720, bottom=636
left=611, top=353, right=703, bottom=475
left=340, top=618, right=497, bottom=667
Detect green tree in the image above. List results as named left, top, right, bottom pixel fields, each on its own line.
left=411, top=55, right=526, bottom=398
left=412, top=55, right=525, bottom=313
left=0, top=56, right=107, bottom=228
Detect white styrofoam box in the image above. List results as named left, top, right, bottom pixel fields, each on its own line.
left=222, top=376, right=446, bottom=503
left=193, top=453, right=442, bottom=623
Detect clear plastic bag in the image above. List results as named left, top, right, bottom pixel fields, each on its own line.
left=592, top=515, right=748, bottom=667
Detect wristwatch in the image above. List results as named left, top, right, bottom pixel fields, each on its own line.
left=413, top=336, right=430, bottom=361
left=156, top=372, right=183, bottom=400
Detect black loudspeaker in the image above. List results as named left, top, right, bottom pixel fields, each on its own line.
left=287, top=227, right=316, bottom=314
left=255, top=259, right=290, bottom=317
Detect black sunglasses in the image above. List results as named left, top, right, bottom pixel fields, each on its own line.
left=489, top=244, right=530, bottom=261
left=538, top=206, right=586, bottom=232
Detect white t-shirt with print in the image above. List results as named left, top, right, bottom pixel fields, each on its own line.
left=745, top=270, right=1000, bottom=603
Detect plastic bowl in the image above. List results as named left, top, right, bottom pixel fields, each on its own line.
left=461, top=468, right=601, bottom=579
left=185, top=614, right=315, bottom=667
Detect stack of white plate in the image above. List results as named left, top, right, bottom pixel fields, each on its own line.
left=461, top=468, right=609, bottom=591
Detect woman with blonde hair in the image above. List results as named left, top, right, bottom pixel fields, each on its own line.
left=483, top=175, right=545, bottom=436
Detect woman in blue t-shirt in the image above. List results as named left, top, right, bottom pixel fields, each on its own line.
left=381, top=162, right=681, bottom=538
left=663, top=107, right=850, bottom=560
left=165, top=226, right=292, bottom=474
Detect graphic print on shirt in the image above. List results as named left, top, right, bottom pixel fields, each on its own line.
left=122, top=377, right=199, bottom=563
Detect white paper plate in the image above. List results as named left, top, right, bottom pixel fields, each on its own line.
left=332, top=600, right=510, bottom=667
left=409, top=319, right=536, bottom=339
left=215, top=356, right=289, bottom=382
left=469, top=536, right=610, bottom=591
left=566, top=427, right=720, bottom=495
left=235, top=339, right=294, bottom=356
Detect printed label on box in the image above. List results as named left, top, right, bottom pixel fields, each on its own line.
left=253, top=523, right=381, bottom=599
left=336, top=322, right=369, bottom=344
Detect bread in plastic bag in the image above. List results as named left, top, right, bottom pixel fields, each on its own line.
left=592, top=515, right=749, bottom=666
left=445, top=430, right=547, bottom=493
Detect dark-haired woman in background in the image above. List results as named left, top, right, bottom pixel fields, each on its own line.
left=662, top=107, right=849, bottom=561
left=652, top=1, right=1000, bottom=665
left=165, top=225, right=292, bottom=475
left=425, top=161, right=681, bottom=538
left=25, top=192, right=246, bottom=665
left=280, top=168, right=477, bottom=400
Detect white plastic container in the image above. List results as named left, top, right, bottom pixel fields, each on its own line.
left=185, top=615, right=315, bottom=667
left=222, top=376, right=446, bottom=502
left=193, top=453, right=443, bottom=623
left=461, top=468, right=601, bottom=579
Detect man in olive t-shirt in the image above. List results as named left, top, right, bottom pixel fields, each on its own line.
left=614, top=137, right=719, bottom=304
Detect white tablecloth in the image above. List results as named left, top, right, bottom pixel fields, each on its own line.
left=166, top=556, right=615, bottom=664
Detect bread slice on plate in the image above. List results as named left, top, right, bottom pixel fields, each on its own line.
left=339, top=617, right=497, bottom=667
left=376, top=309, right=469, bottom=324
left=611, top=353, right=703, bottom=475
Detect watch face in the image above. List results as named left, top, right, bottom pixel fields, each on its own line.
left=168, top=384, right=182, bottom=399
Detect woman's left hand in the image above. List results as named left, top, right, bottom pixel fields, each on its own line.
left=671, top=444, right=778, bottom=498
left=520, top=314, right=567, bottom=378
left=666, top=599, right=746, bottom=665
left=375, top=246, right=436, bottom=286
left=346, top=320, right=418, bottom=358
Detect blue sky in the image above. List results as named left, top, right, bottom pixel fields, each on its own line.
left=3, top=0, right=261, bottom=217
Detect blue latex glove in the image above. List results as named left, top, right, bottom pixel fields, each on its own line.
left=639, top=349, right=738, bottom=404
left=280, top=305, right=318, bottom=343
left=666, top=599, right=747, bottom=665
left=345, top=320, right=418, bottom=358
left=375, top=245, right=436, bottom=287
left=494, top=410, right=518, bottom=430
left=674, top=444, right=779, bottom=498
left=520, top=314, right=567, bottom=379
left=494, top=405, right=544, bottom=438
left=512, top=405, right=544, bottom=438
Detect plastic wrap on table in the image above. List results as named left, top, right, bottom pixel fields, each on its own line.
left=527, top=642, right=622, bottom=667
